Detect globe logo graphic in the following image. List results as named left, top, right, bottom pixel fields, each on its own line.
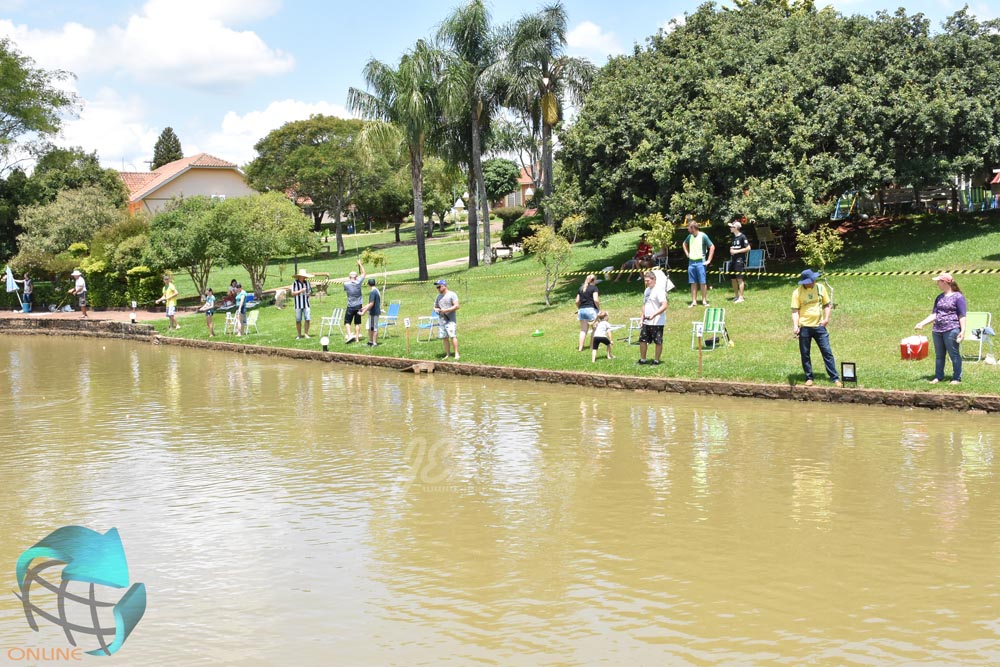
left=14, top=527, right=147, bottom=657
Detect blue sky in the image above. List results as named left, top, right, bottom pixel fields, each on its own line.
left=0, top=0, right=993, bottom=172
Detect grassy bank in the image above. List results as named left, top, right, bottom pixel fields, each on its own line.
left=154, top=212, right=1000, bottom=395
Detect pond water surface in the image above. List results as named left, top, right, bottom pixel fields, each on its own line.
left=0, top=337, right=998, bottom=666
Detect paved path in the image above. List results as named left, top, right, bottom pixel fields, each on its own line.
left=0, top=256, right=478, bottom=324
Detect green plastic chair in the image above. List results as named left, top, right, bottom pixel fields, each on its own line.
left=963, top=312, right=993, bottom=361
left=691, top=307, right=729, bottom=350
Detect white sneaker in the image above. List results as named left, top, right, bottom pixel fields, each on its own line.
left=453, top=354, right=460, bottom=361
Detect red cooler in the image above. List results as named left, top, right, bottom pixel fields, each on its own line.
left=900, top=336, right=929, bottom=360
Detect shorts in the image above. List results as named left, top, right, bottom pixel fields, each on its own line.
left=592, top=336, right=611, bottom=350
left=687, top=261, right=707, bottom=284
left=78, top=293, right=88, bottom=308
left=205, top=309, right=215, bottom=317
left=368, top=314, right=379, bottom=331
left=729, top=257, right=746, bottom=279
left=639, top=324, right=664, bottom=345
left=295, top=306, right=311, bottom=322
left=345, top=306, right=362, bottom=325
left=166, top=305, right=176, bottom=317
left=438, top=320, right=457, bottom=339
left=578, top=307, right=598, bottom=322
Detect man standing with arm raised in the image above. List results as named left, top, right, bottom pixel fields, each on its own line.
left=343, top=259, right=366, bottom=344
left=434, top=280, right=460, bottom=360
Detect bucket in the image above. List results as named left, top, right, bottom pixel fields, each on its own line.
left=21, top=302, right=29, bottom=313
left=900, top=335, right=928, bottom=360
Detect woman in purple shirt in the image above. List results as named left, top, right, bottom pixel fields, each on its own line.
left=915, top=272, right=967, bottom=384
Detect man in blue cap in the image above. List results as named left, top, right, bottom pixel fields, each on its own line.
left=433, top=279, right=460, bottom=360
left=791, top=269, right=841, bottom=387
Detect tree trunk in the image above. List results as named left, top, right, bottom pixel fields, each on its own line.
left=542, top=120, right=554, bottom=228
left=471, top=105, right=489, bottom=265
left=467, top=168, right=480, bottom=268
left=409, top=148, right=428, bottom=282
left=333, top=202, right=346, bottom=255
left=393, top=222, right=402, bottom=243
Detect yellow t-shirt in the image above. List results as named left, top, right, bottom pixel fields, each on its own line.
left=791, top=283, right=829, bottom=327
left=163, top=282, right=179, bottom=308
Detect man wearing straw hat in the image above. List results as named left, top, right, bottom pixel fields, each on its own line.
left=68, top=269, right=88, bottom=318
left=291, top=268, right=313, bottom=339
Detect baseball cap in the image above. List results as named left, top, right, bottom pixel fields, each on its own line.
left=729, top=220, right=742, bottom=230
left=931, top=273, right=954, bottom=283
left=434, top=280, right=447, bottom=286
left=367, top=278, right=376, bottom=286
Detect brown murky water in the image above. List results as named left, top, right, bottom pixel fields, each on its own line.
left=0, top=337, right=998, bottom=666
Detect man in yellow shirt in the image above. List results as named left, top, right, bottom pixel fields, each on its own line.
left=156, top=274, right=180, bottom=331
left=791, top=269, right=841, bottom=387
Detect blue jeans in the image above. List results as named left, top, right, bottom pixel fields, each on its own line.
left=932, top=328, right=962, bottom=381
left=799, top=326, right=839, bottom=381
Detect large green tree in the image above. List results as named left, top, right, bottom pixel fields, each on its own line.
left=216, top=192, right=317, bottom=297
left=349, top=40, right=450, bottom=282
left=26, top=146, right=128, bottom=207
left=245, top=116, right=364, bottom=255
left=560, top=3, right=1000, bottom=233
left=151, top=127, right=183, bottom=170
left=438, top=0, right=505, bottom=265
left=506, top=2, right=595, bottom=228
left=146, top=196, right=226, bottom=296
left=0, top=38, right=77, bottom=173
left=482, top=157, right=520, bottom=203
left=13, top=186, right=125, bottom=271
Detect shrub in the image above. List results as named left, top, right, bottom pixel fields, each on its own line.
left=796, top=224, right=844, bottom=269
left=501, top=214, right=542, bottom=246
left=492, top=206, right=527, bottom=228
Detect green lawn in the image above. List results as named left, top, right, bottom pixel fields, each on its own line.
left=154, top=211, right=1000, bottom=395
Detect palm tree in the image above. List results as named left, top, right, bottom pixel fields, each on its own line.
left=506, top=2, right=595, bottom=227
left=348, top=40, right=447, bottom=282
left=438, top=0, right=504, bottom=266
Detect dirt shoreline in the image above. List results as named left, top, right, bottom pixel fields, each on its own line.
left=1, top=316, right=997, bottom=414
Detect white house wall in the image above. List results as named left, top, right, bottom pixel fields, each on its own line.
left=139, top=170, right=256, bottom=214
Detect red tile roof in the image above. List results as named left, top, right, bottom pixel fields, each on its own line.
left=118, top=153, right=242, bottom=202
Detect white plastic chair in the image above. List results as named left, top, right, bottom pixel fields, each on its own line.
left=244, top=309, right=260, bottom=334
left=224, top=312, right=238, bottom=335
left=319, top=307, right=344, bottom=338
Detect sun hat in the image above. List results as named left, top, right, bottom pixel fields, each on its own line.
left=71, top=270, right=82, bottom=276
left=294, top=269, right=312, bottom=279
left=797, top=269, right=821, bottom=285
left=931, top=273, right=954, bottom=283
left=434, top=279, right=447, bottom=286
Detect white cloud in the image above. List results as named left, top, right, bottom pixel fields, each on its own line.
left=196, top=99, right=353, bottom=165
left=0, top=0, right=293, bottom=92
left=0, top=20, right=97, bottom=73
left=567, top=21, right=624, bottom=58
left=55, top=88, right=160, bottom=170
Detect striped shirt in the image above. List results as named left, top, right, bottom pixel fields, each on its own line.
left=292, top=280, right=310, bottom=309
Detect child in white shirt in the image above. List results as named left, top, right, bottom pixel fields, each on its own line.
left=591, top=311, right=614, bottom=363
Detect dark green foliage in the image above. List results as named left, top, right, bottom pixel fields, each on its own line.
left=500, top=214, right=542, bottom=246
left=492, top=206, right=526, bottom=228
left=560, top=4, right=1000, bottom=235
left=482, top=158, right=521, bottom=203
left=151, top=127, right=183, bottom=170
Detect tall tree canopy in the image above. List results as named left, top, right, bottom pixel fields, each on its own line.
left=0, top=37, right=77, bottom=174
left=151, top=127, right=183, bottom=170
left=245, top=115, right=364, bottom=255
left=349, top=40, right=451, bottom=282
left=560, top=3, right=1000, bottom=233
left=506, top=2, right=595, bottom=228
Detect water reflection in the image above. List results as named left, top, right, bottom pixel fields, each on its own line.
left=0, top=337, right=999, bottom=665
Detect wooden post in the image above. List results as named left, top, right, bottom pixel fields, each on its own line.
left=404, top=317, right=411, bottom=356
left=697, top=331, right=703, bottom=377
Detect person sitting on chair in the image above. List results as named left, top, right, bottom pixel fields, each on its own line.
left=613, top=234, right=654, bottom=282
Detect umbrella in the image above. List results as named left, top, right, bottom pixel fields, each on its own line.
left=5, top=266, right=23, bottom=307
